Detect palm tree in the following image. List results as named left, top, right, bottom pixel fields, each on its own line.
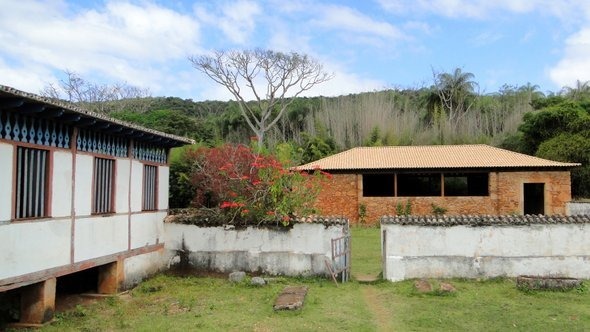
left=432, top=68, right=478, bottom=124
left=561, top=80, right=590, bottom=100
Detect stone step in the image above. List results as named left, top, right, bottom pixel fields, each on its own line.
left=273, top=286, right=308, bottom=311
left=355, top=274, right=380, bottom=284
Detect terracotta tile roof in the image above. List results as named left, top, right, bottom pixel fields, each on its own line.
left=0, top=84, right=195, bottom=146
left=295, top=145, right=580, bottom=171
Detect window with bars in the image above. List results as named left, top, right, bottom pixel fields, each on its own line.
left=15, top=147, right=49, bottom=219
left=93, top=157, right=115, bottom=214
left=143, top=165, right=157, bottom=211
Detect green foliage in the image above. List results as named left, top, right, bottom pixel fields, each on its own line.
left=110, top=108, right=214, bottom=142
left=518, top=101, right=586, bottom=154
left=537, top=133, right=590, bottom=197
left=396, top=200, right=412, bottom=216
left=358, top=204, right=367, bottom=225
left=168, top=146, right=201, bottom=208
left=510, top=99, right=590, bottom=198
left=184, top=144, right=327, bottom=226
left=274, top=141, right=301, bottom=166
left=300, top=130, right=338, bottom=164
left=365, top=126, right=384, bottom=146
left=431, top=204, right=447, bottom=215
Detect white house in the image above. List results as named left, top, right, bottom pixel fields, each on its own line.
left=0, top=85, right=193, bottom=325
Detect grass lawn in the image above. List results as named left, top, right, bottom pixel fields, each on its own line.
left=27, top=226, right=590, bottom=331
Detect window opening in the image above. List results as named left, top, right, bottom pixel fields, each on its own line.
left=143, top=165, right=157, bottom=211
left=397, top=173, right=441, bottom=196
left=93, top=157, right=115, bottom=214
left=362, top=174, right=395, bottom=197
left=444, top=173, right=489, bottom=196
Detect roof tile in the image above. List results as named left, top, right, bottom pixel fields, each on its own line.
left=295, top=145, right=580, bottom=170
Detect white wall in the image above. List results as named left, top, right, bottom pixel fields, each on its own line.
left=382, top=224, right=590, bottom=281
left=0, top=143, right=13, bottom=222
left=115, top=159, right=130, bottom=213
left=0, top=220, right=71, bottom=280
left=130, top=211, right=166, bottom=249
left=52, top=151, right=73, bottom=217
left=74, top=154, right=93, bottom=216
left=164, top=223, right=348, bottom=276
left=74, top=215, right=128, bottom=262
left=130, top=160, right=143, bottom=212
left=123, top=248, right=173, bottom=289
left=158, top=166, right=169, bottom=210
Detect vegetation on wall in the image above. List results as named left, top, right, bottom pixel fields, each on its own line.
left=170, top=144, right=327, bottom=226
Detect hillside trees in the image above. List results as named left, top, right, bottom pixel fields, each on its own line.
left=189, top=49, right=332, bottom=148
left=508, top=100, right=590, bottom=197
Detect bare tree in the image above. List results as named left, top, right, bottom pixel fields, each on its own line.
left=189, top=49, right=332, bottom=147
left=41, top=70, right=151, bottom=113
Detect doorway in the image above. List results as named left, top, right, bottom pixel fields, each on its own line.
left=523, top=183, right=545, bottom=215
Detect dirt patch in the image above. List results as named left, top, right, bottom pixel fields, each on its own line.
left=361, top=286, right=392, bottom=331
left=55, top=294, right=99, bottom=313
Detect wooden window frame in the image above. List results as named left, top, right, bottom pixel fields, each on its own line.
left=13, top=145, right=52, bottom=220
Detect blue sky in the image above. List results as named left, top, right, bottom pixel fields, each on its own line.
left=2, top=0, right=590, bottom=100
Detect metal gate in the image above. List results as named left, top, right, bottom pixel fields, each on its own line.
left=325, top=232, right=351, bottom=285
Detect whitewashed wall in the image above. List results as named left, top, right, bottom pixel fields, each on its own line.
left=74, top=215, right=129, bottom=262
left=382, top=223, right=590, bottom=281
left=130, top=160, right=143, bottom=212
left=115, top=159, right=131, bottom=213
left=0, top=143, right=13, bottom=222
left=74, top=154, right=93, bottom=216
left=52, top=151, right=73, bottom=217
left=164, top=223, right=348, bottom=276
left=0, top=220, right=71, bottom=280
left=130, top=211, right=166, bottom=249
left=158, top=166, right=169, bottom=210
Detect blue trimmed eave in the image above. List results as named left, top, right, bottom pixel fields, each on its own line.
left=0, top=84, right=194, bottom=148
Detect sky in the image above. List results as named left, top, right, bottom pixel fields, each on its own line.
left=2, top=0, right=590, bottom=101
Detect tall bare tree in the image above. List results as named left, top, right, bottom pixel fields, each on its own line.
left=41, top=70, right=151, bottom=113
left=189, top=49, right=332, bottom=147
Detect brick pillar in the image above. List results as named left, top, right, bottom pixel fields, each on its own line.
left=20, top=278, right=56, bottom=324
left=97, top=260, right=124, bottom=294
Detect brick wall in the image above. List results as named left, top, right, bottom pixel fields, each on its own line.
left=314, top=174, right=358, bottom=220
left=313, top=170, right=572, bottom=225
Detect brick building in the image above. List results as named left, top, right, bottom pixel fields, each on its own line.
left=296, top=145, right=579, bottom=224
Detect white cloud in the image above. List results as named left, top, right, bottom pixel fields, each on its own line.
left=194, top=0, right=261, bottom=45
left=471, top=31, right=503, bottom=46
left=0, top=0, right=200, bottom=93
left=549, top=27, right=590, bottom=88
left=0, top=58, right=53, bottom=93
left=376, top=0, right=585, bottom=20
left=313, top=5, right=404, bottom=41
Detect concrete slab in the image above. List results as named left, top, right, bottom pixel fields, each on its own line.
left=273, top=286, right=308, bottom=311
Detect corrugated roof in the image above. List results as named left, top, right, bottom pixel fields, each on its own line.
left=0, top=84, right=195, bottom=146
left=295, top=145, right=581, bottom=170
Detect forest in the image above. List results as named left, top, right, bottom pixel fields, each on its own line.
left=47, top=69, right=590, bottom=200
